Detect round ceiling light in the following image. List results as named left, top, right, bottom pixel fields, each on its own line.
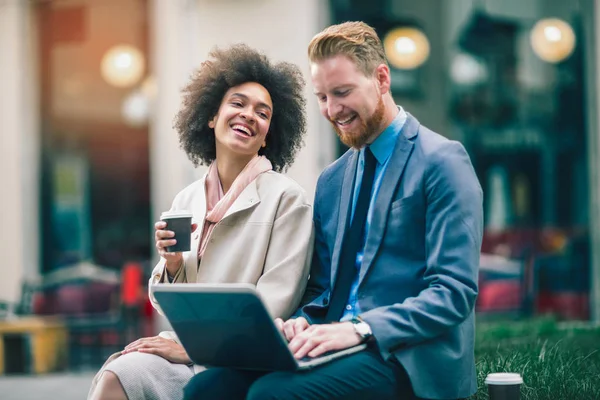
left=122, top=90, right=150, bottom=127
left=383, top=27, right=430, bottom=70
left=450, top=53, right=488, bottom=85
left=101, top=45, right=145, bottom=88
left=530, top=18, right=575, bottom=63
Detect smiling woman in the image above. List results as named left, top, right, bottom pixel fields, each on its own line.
left=208, top=82, right=273, bottom=178
left=87, top=44, right=314, bottom=400
left=175, top=44, right=306, bottom=173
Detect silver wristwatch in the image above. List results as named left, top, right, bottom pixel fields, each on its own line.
left=351, top=317, right=373, bottom=343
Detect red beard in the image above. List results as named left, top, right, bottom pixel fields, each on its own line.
left=332, top=97, right=385, bottom=149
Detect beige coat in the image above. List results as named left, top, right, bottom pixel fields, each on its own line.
left=87, top=172, right=314, bottom=396
left=149, top=170, right=314, bottom=320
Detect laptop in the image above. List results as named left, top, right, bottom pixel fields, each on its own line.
left=152, top=283, right=367, bottom=371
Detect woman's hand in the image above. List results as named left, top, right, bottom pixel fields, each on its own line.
left=154, top=221, right=198, bottom=276
left=122, top=336, right=192, bottom=365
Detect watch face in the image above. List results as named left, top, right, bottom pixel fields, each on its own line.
left=355, top=322, right=371, bottom=338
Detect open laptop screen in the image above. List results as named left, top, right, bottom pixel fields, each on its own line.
left=153, top=284, right=300, bottom=370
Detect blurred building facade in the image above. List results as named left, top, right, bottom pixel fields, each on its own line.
left=1, top=0, right=600, bottom=323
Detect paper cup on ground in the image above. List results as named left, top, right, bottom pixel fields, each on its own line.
left=485, top=372, right=523, bottom=400
left=160, top=211, right=193, bottom=252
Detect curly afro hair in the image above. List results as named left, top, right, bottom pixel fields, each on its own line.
left=173, top=44, right=307, bottom=172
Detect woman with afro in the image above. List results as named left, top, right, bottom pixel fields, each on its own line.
left=89, top=44, right=313, bottom=400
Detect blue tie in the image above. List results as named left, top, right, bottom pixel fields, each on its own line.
left=326, top=147, right=377, bottom=322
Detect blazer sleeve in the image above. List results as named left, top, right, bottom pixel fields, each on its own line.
left=360, top=141, right=483, bottom=355
left=256, top=188, right=314, bottom=320
left=295, top=178, right=332, bottom=323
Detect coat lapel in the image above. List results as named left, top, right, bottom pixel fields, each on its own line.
left=330, top=150, right=359, bottom=286
left=358, top=114, right=419, bottom=283
left=191, top=179, right=261, bottom=282
left=222, top=180, right=261, bottom=218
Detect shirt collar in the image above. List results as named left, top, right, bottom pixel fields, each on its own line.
left=367, top=106, right=407, bottom=165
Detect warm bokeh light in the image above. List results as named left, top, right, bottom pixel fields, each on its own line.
left=530, top=18, right=575, bottom=63
left=383, top=27, right=430, bottom=70
left=100, top=45, right=145, bottom=88
left=120, top=76, right=156, bottom=127
left=122, top=89, right=150, bottom=127
left=450, top=53, right=488, bottom=85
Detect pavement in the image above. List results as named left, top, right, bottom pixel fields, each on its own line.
left=0, top=371, right=96, bottom=400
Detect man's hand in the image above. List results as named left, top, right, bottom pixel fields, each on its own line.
left=121, top=336, right=192, bottom=365
left=288, top=322, right=361, bottom=359
left=275, top=317, right=310, bottom=342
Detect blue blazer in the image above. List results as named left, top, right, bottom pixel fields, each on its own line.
left=298, top=114, right=483, bottom=399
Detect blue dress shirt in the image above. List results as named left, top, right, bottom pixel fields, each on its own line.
left=340, top=107, right=407, bottom=321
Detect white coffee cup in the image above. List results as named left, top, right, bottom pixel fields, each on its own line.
left=485, top=372, right=523, bottom=400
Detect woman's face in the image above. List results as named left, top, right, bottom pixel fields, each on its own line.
left=209, top=82, right=273, bottom=160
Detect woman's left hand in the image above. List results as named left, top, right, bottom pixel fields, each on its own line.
left=122, top=336, right=192, bottom=365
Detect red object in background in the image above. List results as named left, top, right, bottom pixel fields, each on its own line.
left=481, top=229, right=549, bottom=259
left=32, top=282, right=118, bottom=315
left=536, top=292, right=589, bottom=320
left=32, top=291, right=51, bottom=315
left=477, top=280, right=523, bottom=312
left=55, top=285, right=87, bottom=314
left=121, top=262, right=143, bottom=307
left=143, top=295, right=154, bottom=317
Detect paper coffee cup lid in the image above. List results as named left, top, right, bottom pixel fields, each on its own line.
left=485, top=373, right=523, bottom=385
left=160, top=210, right=193, bottom=219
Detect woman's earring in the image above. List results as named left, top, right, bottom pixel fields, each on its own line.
left=262, top=142, right=267, bottom=148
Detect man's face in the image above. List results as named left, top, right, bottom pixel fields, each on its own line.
left=311, top=55, right=385, bottom=149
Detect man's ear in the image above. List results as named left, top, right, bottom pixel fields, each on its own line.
left=375, top=64, right=392, bottom=95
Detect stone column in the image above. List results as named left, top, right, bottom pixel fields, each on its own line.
left=0, top=1, right=40, bottom=306
left=149, top=0, right=204, bottom=225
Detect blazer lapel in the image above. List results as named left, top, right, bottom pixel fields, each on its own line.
left=358, top=114, right=419, bottom=283
left=330, top=150, right=359, bottom=286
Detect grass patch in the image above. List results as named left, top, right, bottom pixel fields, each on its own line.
left=469, top=317, right=600, bottom=399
